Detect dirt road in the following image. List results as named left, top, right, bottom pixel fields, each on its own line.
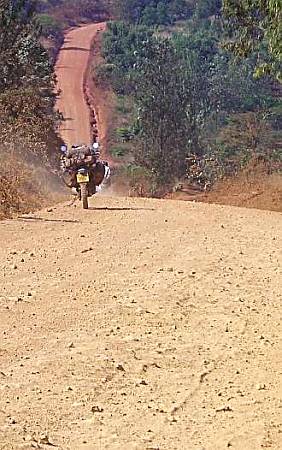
left=0, top=196, right=281, bottom=449
left=55, top=24, right=105, bottom=147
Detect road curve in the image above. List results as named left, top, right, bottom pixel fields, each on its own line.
left=55, top=23, right=106, bottom=147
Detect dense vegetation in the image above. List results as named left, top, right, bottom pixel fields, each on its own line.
left=223, top=0, right=281, bottom=81
left=0, top=0, right=62, bottom=216
left=112, top=0, right=194, bottom=25
left=36, top=0, right=110, bottom=61
left=95, top=0, right=281, bottom=194
left=37, top=0, right=109, bottom=28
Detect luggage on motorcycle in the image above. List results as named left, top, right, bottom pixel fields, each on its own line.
left=66, top=145, right=91, bottom=157
left=66, top=145, right=95, bottom=167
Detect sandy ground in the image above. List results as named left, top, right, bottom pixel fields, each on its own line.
left=0, top=195, right=281, bottom=450
left=55, top=24, right=105, bottom=147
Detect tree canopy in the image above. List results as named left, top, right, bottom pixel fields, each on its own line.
left=98, top=15, right=279, bottom=189
left=0, top=0, right=52, bottom=91
left=223, top=0, right=282, bottom=81
left=0, top=0, right=60, bottom=162
left=113, top=0, right=193, bottom=25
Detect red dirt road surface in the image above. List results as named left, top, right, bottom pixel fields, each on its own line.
left=55, top=23, right=105, bottom=147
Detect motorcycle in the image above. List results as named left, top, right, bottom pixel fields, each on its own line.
left=60, top=145, right=110, bottom=209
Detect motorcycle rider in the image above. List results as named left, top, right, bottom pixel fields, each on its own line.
left=60, top=142, right=110, bottom=193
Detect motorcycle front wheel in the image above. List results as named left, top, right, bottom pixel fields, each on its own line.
left=80, top=183, right=89, bottom=209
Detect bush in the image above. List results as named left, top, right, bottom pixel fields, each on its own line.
left=116, top=96, right=132, bottom=115
left=186, top=145, right=282, bottom=192
left=118, top=164, right=159, bottom=196
left=113, top=0, right=194, bottom=25
left=102, top=6, right=281, bottom=196
left=110, top=146, right=128, bottom=157
left=38, top=14, right=63, bottom=39
left=93, top=63, right=115, bottom=87
left=38, top=0, right=110, bottom=25
left=0, top=156, right=42, bottom=218
left=116, top=126, right=134, bottom=142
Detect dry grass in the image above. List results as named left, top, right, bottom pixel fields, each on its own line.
left=167, top=162, right=282, bottom=213
left=0, top=154, right=67, bottom=219
left=203, top=170, right=282, bottom=212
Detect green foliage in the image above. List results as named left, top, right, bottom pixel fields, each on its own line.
left=194, top=0, right=222, bottom=19
left=119, top=163, right=159, bottom=196
left=116, top=96, right=132, bottom=115
left=189, top=109, right=282, bottom=189
left=223, top=0, right=282, bottom=81
left=113, top=0, right=193, bottom=25
left=102, top=0, right=281, bottom=192
left=0, top=0, right=61, bottom=164
left=215, top=112, right=281, bottom=158
left=101, top=21, right=154, bottom=94
left=116, top=126, right=134, bottom=142
left=0, top=0, right=52, bottom=91
left=132, top=36, right=212, bottom=182
left=37, top=13, right=63, bottom=39
left=102, top=22, right=154, bottom=70
left=37, top=0, right=110, bottom=25
left=110, top=146, right=128, bottom=157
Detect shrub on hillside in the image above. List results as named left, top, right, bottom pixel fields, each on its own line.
left=0, top=0, right=62, bottom=217
left=38, top=0, right=110, bottom=25
left=0, top=156, right=42, bottom=218
left=38, top=14, right=63, bottom=39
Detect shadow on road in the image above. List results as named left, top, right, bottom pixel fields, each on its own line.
left=88, top=207, right=155, bottom=211
left=61, top=46, right=89, bottom=52
left=16, top=216, right=80, bottom=224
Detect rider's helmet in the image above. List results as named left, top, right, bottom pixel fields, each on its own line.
left=93, top=142, right=99, bottom=150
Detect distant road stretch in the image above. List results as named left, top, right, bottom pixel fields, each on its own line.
left=55, top=23, right=106, bottom=147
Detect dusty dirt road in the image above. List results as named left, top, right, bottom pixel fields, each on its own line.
left=0, top=196, right=281, bottom=449
left=55, top=24, right=105, bottom=147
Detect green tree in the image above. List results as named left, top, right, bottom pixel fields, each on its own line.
left=101, top=21, right=154, bottom=94
left=113, top=0, right=144, bottom=23
left=101, top=14, right=280, bottom=189
left=0, top=0, right=52, bottom=92
left=172, top=30, right=221, bottom=154
left=195, top=0, right=222, bottom=19
left=141, top=5, right=159, bottom=26
left=168, top=0, right=194, bottom=20
left=37, top=13, right=63, bottom=40
left=0, top=0, right=61, bottom=164
left=133, top=39, right=190, bottom=182
left=132, top=35, right=218, bottom=181
left=223, top=0, right=282, bottom=81
left=113, top=0, right=193, bottom=25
